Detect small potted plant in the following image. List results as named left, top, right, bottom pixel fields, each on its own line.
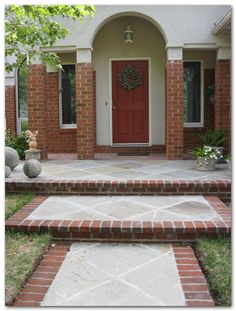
left=190, top=146, right=221, bottom=171
left=205, top=84, right=215, bottom=104
left=199, top=130, right=225, bottom=163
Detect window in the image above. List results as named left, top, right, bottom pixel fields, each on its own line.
left=17, top=59, right=28, bottom=132
left=184, top=61, right=202, bottom=126
left=60, top=65, right=76, bottom=127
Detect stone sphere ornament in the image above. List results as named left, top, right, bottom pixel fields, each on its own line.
left=5, top=166, right=11, bottom=178
left=5, top=147, right=20, bottom=170
left=23, top=159, right=42, bottom=178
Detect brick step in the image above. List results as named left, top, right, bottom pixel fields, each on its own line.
left=5, top=179, right=231, bottom=202
left=5, top=195, right=231, bottom=242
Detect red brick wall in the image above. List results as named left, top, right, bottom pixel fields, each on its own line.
left=46, top=72, right=77, bottom=153
left=76, top=63, right=95, bottom=159
left=5, top=85, right=16, bottom=133
left=166, top=60, right=184, bottom=159
left=27, top=65, right=48, bottom=159
left=215, top=60, right=231, bottom=153
left=183, top=69, right=215, bottom=152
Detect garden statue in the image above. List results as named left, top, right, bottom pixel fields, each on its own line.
left=24, top=130, right=41, bottom=160
left=25, top=130, right=38, bottom=151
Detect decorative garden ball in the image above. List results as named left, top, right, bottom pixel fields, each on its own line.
left=5, top=166, right=11, bottom=178
left=5, top=146, right=20, bottom=170
left=23, top=159, right=42, bottom=178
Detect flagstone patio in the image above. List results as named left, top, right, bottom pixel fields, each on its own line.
left=7, top=159, right=230, bottom=181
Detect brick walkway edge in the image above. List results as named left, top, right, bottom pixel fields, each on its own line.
left=13, top=242, right=70, bottom=307
left=173, top=245, right=215, bottom=306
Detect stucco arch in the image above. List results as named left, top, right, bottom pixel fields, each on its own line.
left=90, top=11, right=167, bottom=47
left=75, top=6, right=168, bottom=49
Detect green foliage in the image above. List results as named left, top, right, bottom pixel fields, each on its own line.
left=196, top=238, right=231, bottom=306
left=5, top=193, right=34, bottom=220
left=199, top=130, right=225, bottom=147
left=5, top=230, right=51, bottom=305
left=5, top=129, right=28, bottom=159
left=5, top=5, right=95, bottom=72
left=190, top=146, right=220, bottom=159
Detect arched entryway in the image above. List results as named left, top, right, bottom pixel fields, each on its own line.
left=92, top=15, right=166, bottom=153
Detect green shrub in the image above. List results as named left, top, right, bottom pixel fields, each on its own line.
left=5, top=129, right=28, bottom=160
left=199, top=130, right=225, bottom=147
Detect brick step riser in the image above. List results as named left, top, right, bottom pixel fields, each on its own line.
left=6, top=224, right=231, bottom=242
left=5, top=180, right=231, bottom=203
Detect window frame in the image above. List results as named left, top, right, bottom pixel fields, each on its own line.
left=183, top=60, right=204, bottom=128
left=59, top=63, right=77, bottom=129
left=16, top=58, right=28, bottom=134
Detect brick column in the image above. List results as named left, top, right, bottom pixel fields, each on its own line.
left=215, top=59, right=231, bottom=153
left=27, top=64, right=48, bottom=159
left=166, top=58, right=184, bottom=159
left=76, top=63, right=95, bottom=159
left=5, top=85, right=16, bottom=133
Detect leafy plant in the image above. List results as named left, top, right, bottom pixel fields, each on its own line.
left=5, top=129, right=28, bottom=159
left=199, top=130, right=225, bottom=147
left=5, top=5, right=95, bottom=72
left=190, top=146, right=221, bottom=159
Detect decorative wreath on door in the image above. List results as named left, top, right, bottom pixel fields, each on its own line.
left=118, top=65, right=142, bottom=91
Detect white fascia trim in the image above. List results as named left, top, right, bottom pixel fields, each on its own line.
left=41, top=46, right=76, bottom=52
left=183, top=43, right=217, bottom=49
left=212, top=9, right=232, bottom=34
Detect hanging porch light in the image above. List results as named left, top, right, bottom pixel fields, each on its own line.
left=124, top=25, right=134, bottom=44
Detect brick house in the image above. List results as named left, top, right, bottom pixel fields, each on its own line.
left=5, top=5, right=231, bottom=160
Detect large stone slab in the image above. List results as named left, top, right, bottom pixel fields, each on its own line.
left=27, top=195, right=220, bottom=221
left=41, top=243, right=186, bottom=306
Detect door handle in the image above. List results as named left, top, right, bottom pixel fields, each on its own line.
left=113, top=105, right=116, bottom=110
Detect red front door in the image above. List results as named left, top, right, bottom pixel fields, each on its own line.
left=112, top=60, right=149, bottom=143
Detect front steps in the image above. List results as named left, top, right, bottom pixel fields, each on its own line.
left=5, top=179, right=231, bottom=202
left=6, top=195, right=231, bottom=242
left=7, top=193, right=231, bottom=306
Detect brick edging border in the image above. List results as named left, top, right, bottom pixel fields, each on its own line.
left=5, top=179, right=231, bottom=201
left=6, top=195, right=231, bottom=242
left=172, top=245, right=215, bottom=307
left=12, top=242, right=70, bottom=307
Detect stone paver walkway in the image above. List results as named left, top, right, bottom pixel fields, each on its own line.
left=41, top=243, right=185, bottom=306
left=13, top=242, right=214, bottom=307
left=7, top=160, right=230, bottom=181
